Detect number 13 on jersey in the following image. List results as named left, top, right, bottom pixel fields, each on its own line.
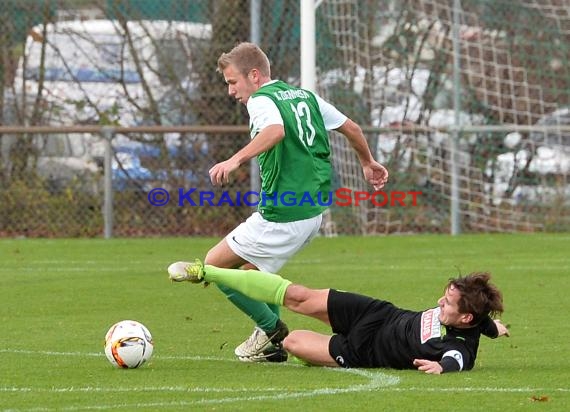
left=290, top=102, right=316, bottom=147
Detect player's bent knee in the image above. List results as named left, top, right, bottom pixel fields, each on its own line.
left=282, top=332, right=301, bottom=353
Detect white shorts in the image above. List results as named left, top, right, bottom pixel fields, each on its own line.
left=226, top=212, right=323, bottom=273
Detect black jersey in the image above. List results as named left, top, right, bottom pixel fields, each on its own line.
left=327, top=289, right=499, bottom=372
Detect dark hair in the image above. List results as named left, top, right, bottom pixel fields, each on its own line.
left=217, top=42, right=271, bottom=77
left=447, top=272, right=504, bottom=325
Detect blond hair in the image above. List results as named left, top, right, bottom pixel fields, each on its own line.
left=217, top=42, right=271, bottom=77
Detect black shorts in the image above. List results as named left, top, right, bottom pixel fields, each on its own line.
left=327, top=289, right=397, bottom=368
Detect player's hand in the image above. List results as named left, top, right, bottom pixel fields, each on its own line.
left=209, top=158, right=240, bottom=186
left=494, top=319, right=510, bottom=337
left=413, top=359, right=443, bottom=375
left=363, top=161, right=389, bottom=190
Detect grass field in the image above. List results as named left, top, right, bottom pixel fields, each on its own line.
left=1, top=233, right=569, bottom=411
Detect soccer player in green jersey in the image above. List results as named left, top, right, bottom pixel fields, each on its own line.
left=180, top=42, right=388, bottom=362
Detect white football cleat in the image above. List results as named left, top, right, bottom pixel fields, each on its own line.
left=234, top=320, right=289, bottom=361
left=167, top=259, right=204, bottom=283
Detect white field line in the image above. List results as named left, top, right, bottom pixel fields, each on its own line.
left=0, top=348, right=223, bottom=361
left=0, top=260, right=158, bottom=272
left=0, top=267, right=133, bottom=272
left=1, top=348, right=569, bottom=411
left=3, top=262, right=569, bottom=273
left=1, top=349, right=399, bottom=411
left=2, top=385, right=569, bottom=395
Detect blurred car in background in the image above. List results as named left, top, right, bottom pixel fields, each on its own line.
left=487, top=108, right=570, bottom=205
left=3, top=19, right=211, bottom=194
left=13, top=19, right=211, bottom=126
left=112, top=137, right=207, bottom=192
left=0, top=130, right=103, bottom=193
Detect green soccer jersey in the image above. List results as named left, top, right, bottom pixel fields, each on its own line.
left=251, top=81, right=332, bottom=222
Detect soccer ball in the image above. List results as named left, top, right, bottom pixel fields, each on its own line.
left=104, top=320, right=154, bottom=368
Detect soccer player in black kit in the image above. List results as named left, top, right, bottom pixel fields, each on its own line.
left=168, top=261, right=510, bottom=374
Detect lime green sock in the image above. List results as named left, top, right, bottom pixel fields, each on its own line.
left=203, top=265, right=291, bottom=305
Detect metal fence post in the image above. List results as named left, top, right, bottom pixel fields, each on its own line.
left=102, top=127, right=115, bottom=239
left=250, top=0, right=262, bottom=194
left=450, top=0, right=462, bottom=235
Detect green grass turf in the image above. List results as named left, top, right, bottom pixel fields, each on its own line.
left=0, top=233, right=569, bottom=411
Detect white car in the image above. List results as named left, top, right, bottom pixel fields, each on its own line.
left=487, top=108, right=570, bottom=205
left=13, top=19, right=211, bottom=126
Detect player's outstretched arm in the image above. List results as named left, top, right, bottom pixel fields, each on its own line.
left=335, top=119, right=389, bottom=190
left=494, top=319, right=510, bottom=337
left=412, top=359, right=444, bottom=374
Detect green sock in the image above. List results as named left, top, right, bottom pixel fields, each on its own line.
left=204, top=265, right=291, bottom=305
left=216, top=284, right=279, bottom=332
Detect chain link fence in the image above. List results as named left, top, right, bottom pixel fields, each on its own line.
left=1, top=0, right=569, bottom=237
